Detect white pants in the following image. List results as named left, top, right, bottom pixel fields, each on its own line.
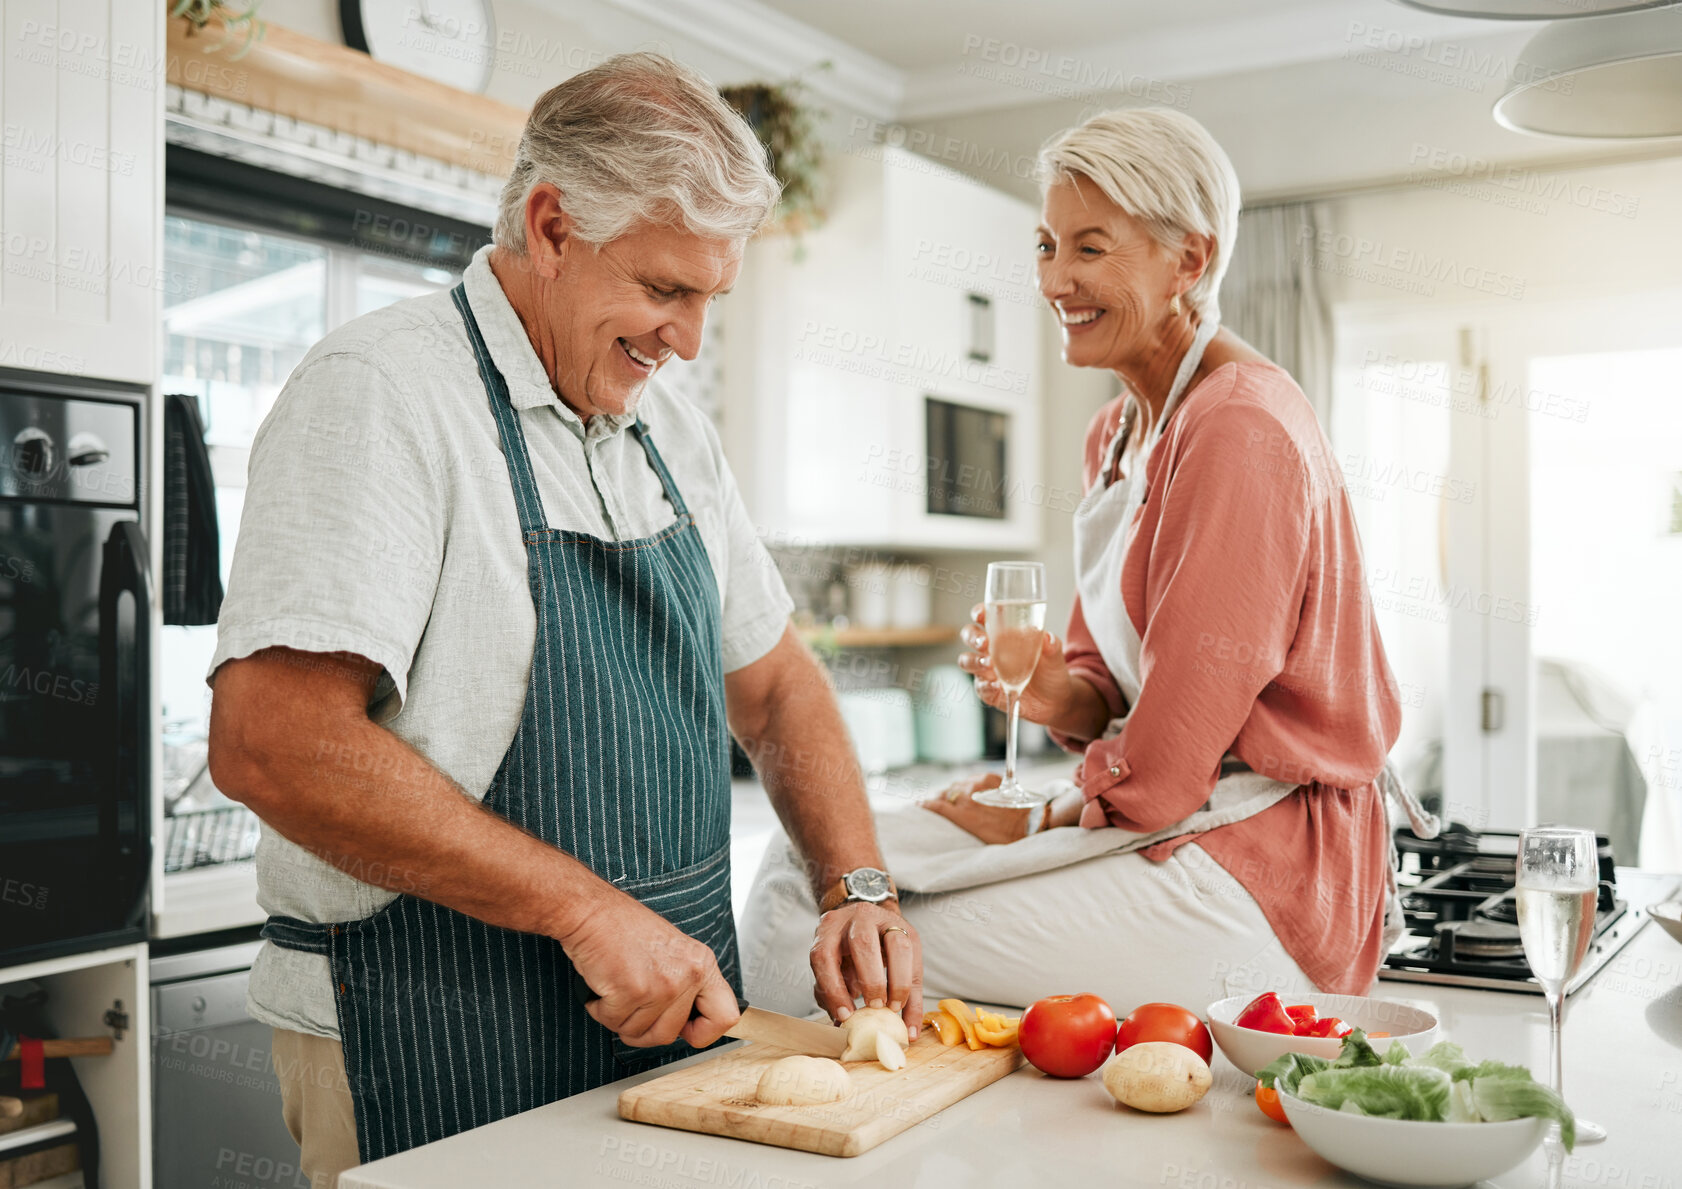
left=738, top=831, right=1315, bottom=1017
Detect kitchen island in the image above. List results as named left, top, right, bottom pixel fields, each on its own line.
left=341, top=877, right=1682, bottom=1189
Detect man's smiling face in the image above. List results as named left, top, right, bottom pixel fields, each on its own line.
left=538, top=208, right=743, bottom=421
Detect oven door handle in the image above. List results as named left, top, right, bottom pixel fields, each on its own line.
left=98, top=519, right=153, bottom=923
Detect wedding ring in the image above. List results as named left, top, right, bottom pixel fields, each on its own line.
left=945, top=786, right=962, bottom=803
left=882, top=926, right=909, bottom=938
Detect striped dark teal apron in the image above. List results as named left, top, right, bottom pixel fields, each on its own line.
left=262, top=283, right=739, bottom=1164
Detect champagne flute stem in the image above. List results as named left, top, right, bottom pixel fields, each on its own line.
left=1547, top=988, right=1564, bottom=1098
left=1004, top=691, right=1021, bottom=788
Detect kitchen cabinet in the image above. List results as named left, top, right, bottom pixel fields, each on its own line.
left=721, top=146, right=1043, bottom=551
left=0, top=1, right=163, bottom=386
left=0, top=944, right=151, bottom=1189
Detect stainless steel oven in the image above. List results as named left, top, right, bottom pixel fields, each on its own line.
left=0, top=370, right=152, bottom=965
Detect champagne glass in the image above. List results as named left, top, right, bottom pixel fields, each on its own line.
left=1515, top=826, right=1606, bottom=1145
left=972, top=562, right=1049, bottom=809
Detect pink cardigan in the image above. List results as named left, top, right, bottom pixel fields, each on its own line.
left=1055, top=361, right=1401, bottom=994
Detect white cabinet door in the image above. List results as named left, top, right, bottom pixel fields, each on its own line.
left=1, top=0, right=162, bottom=384
left=725, top=147, right=1044, bottom=550
left=881, top=148, right=1043, bottom=550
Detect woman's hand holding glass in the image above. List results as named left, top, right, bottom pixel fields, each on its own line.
left=958, top=603, right=1107, bottom=741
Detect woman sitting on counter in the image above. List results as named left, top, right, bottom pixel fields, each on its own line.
left=740, top=107, right=1433, bottom=1015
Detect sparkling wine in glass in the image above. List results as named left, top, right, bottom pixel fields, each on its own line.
left=1516, top=826, right=1605, bottom=1145
left=973, top=562, right=1049, bottom=810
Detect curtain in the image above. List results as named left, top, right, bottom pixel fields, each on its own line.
left=1222, top=201, right=1334, bottom=427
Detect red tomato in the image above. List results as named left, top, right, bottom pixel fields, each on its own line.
left=1255, top=1081, right=1290, bottom=1125
left=1018, top=994, right=1117, bottom=1079
left=1115, top=1002, right=1213, bottom=1065
left=1234, top=992, right=1295, bottom=1035
left=1303, top=1016, right=1352, bottom=1039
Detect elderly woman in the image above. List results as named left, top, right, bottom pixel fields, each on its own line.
left=742, top=108, right=1424, bottom=1017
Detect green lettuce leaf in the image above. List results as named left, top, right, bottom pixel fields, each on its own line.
left=1331, top=1028, right=1385, bottom=1068
left=1447, top=1079, right=1481, bottom=1123
left=1296, top=1064, right=1453, bottom=1120
left=1256, top=1051, right=1332, bottom=1096
left=1413, top=1041, right=1473, bottom=1077
left=1383, top=1040, right=1411, bottom=1066
left=1470, top=1077, right=1577, bottom=1152
left=1457, top=1059, right=1532, bottom=1084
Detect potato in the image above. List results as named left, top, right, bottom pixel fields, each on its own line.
left=1102, top=1041, right=1212, bottom=1113
left=839, top=1006, right=910, bottom=1063
left=755, top=1056, right=852, bottom=1106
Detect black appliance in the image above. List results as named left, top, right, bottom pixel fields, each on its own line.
left=924, top=396, right=1008, bottom=520
left=0, top=371, right=152, bottom=965
left=1378, top=825, right=1642, bottom=995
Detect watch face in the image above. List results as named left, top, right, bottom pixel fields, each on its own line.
left=846, top=869, right=890, bottom=901
left=345, top=0, right=497, bottom=94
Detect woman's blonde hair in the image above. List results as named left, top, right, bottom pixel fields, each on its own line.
left=1038, top=108, right=1241, bottom=320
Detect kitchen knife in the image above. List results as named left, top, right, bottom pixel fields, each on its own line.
left=569, top=970, right=848, bottom=1058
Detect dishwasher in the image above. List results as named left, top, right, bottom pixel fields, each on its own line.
left=151, top=934, right=309, bottom=1189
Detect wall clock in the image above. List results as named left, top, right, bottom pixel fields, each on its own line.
left=340, top=0, right=497, bottom=94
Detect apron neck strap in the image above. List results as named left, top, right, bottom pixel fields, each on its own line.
left=452, top=284, right=695, bottom=533
left=453, top=283, right=551, bottom=537
left=1100, top=315, right=1222, bottom=488
left=628, top=421, right=690, bottom=519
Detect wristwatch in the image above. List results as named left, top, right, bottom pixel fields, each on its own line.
left=818, top=866, right=898, bottom=914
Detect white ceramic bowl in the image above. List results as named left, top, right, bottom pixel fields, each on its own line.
left=1205, top=993, right=1440, bottom=1077
left=1280, top=1091, right=1548, bottom=1187
left=1649, top=900, right=1682, bottom=948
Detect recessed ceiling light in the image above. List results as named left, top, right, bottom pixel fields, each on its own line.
left=1494, top=5, right=1682, bottom=137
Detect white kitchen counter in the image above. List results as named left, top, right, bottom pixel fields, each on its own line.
left=152, top=861, right=266, bottom=939
left=341, top=873, right=1682, bottom=1189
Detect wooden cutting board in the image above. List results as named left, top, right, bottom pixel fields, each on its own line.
left=618, top=1031, right=1025, bottom=1157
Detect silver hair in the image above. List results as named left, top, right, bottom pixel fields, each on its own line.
left=494, top=52, right=781, bottom=251
left=1037, top=108, right=1241, bottom=321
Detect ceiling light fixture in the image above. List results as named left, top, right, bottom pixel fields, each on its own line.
left=1390, top=0, right=1668, bottom=19
left=1493, top=4, right=1682, bottom=137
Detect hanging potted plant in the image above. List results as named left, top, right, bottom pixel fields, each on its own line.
left=170, top=0, right=267, bottom=59
left=721, top=74, right=827, bottom=236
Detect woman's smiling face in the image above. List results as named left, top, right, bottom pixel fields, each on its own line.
left=1036, top=173, right=1182, bottom=371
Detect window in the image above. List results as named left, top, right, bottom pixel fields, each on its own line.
left=159, top=212, right=457, bottom=741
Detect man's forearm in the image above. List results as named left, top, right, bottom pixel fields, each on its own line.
left=213, top=676, right=615, bottom=943
left=734, top=648, right=887, bottom=902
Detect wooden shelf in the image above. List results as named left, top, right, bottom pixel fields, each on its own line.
left=165, top=8, right=527, bottom=177
left=797, top=625, right=958, bottom=649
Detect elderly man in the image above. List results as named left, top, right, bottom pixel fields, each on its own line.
left=206, top=52, right=921, bottom=1185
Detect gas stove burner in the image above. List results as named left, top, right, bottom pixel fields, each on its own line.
left=1436, top=919, right=1525, bottom=960
left=1381, top=826, right=1640, bottom=995
left=1481, top=897, right=1520, bottom=925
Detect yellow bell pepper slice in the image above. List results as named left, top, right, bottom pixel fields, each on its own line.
left=925, top=1009, right=964, bottom=1047
left=938, top=998, right=984, bottom=1050
left=974, top=1012, right=1020, bottom=1047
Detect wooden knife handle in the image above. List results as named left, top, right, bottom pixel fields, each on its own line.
left=3, top=1038, right=114, bottom=1060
